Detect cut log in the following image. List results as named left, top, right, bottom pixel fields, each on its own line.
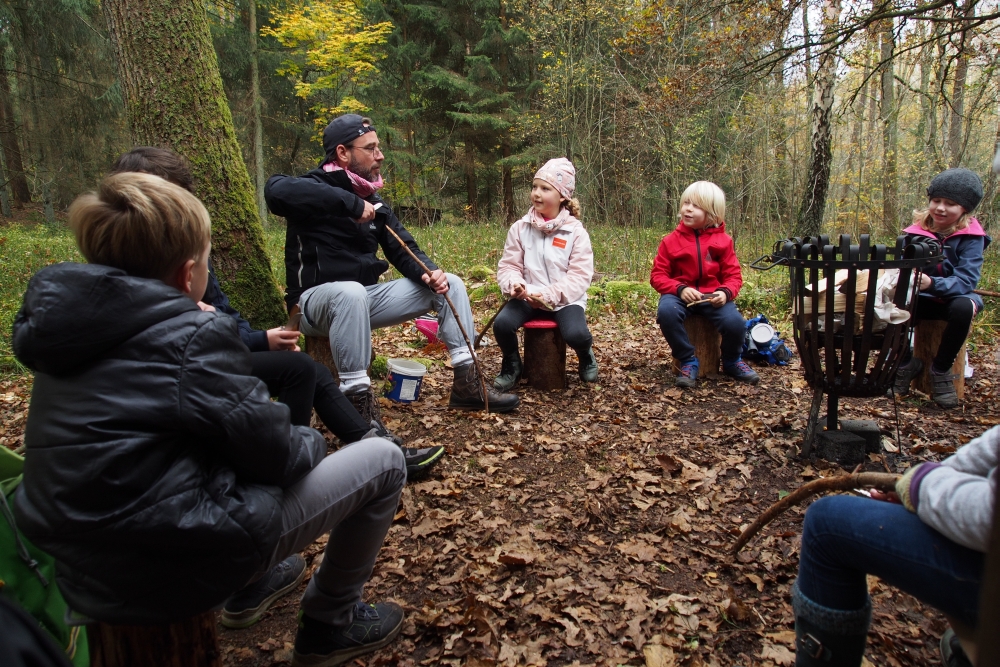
left=522, top=320, right=567, bottom=390
left=305, top=336, right=340, bottom=384
left=89, top=609, right=221, bottom=667
left=912, top=320, right=965, bottom=400
left=671, top=315, right=722, bottom=378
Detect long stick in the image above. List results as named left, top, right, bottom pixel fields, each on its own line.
left=975, top=289, right=1000, bottom=298
left=731, top=471, right=899, bottom=554
left=474, top=298, right=512, bottom=349
left=384, top=225, right=489, bottom=412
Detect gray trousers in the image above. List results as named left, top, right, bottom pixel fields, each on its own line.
left=298, top=276, right=476, bottom=376
left=263, top=437, right=405, bottom=626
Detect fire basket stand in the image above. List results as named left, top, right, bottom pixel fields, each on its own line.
left=753, top=234, right=941, bottom=458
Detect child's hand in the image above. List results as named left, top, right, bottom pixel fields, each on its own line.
left=267, top=328, right=301, bottom=352
left=680, top=287, right=704, bottom=304
left=511, top=283, right=527, bottom=300
left=526, top=293, right=553, bottom=310
left=197, top=301, right=216, bottom=312
left=708, top=291, right=727, bottom=307
left=918, top=273, right=932, bottom=291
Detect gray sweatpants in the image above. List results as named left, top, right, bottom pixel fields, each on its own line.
left=263, top=437, right=405, bottom=626
left=298, top=276, right=476, bottom=388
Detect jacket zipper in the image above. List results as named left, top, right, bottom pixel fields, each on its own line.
left=296, top=235, right=304, bottom=287
left=694, top=230, right=704, bottom=291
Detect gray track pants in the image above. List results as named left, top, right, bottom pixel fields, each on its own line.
left=298, top=276, right=476, bottom=381
left=263, top=437, right=405, bottom=625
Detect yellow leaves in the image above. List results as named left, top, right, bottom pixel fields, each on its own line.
left=261, top=0, right=392, bottom=136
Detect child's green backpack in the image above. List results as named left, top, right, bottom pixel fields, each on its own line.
left=0, top=446, right=88, bottom=666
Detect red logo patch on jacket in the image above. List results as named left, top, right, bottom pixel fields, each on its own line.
left=552, top=237, right=567, bottom=249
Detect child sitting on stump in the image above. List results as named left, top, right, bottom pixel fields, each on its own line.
left=493, top=158, right=597, bottom=389
left=12, top=173, right=406, bottom=665
left=650, top=181, right=758, bottom=387
left=892, top=167, right=990, bottom=408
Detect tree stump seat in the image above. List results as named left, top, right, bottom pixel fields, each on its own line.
left=522, top=319, right=567, bottom=390
left=912, top=319, right=966, bottom=400
left=670, top=314, right=722, bottom=379
left=89, top=609, right=221, bottom=667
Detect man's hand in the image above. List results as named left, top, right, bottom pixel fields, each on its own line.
left=422, top=269, right=450, bottom=294
left=510, top=283, right=527, bottom=300
left=708, top=291, right=727, bottom=307
left=267, top=328, right=301, bottom=352
left=680, top=287, right=704, bottom=304
left=353, top=200, right=376, bottom=224
left=197, top=301, right=216, bottom=312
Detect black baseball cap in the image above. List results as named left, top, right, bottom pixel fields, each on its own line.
left=322, top=114, right=377, bottom=162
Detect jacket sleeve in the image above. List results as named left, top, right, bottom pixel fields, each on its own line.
left=717, top=235, right=743, bottom=301
left=376, top=206, right=438, bottom=283
left=650, top=236, right=681, bottom=295
left=178, top=315, right=326, bottom=489
left=926, top=236, right=984, bottom=299
left=913, top=425, right=999, bottom=552
left=496, top=223, right=526, bottom=296
left=204, top=268, right=269, bottom=352
left=265, top=174, right=366, bottom=224
left=538, top=228, right=594, bottom=307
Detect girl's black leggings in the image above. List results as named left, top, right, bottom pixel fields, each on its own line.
left=906, top=297, right=976, bottom=372
left=492, top=301, right=593, bottom=357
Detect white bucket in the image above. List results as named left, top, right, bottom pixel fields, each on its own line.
left=385, top=358, right=428, bottom=403
left=750, top=322, right=776, bottom=347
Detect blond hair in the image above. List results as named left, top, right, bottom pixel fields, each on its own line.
left=69, top=172, right=211, bottom=282
left=563, top=198, right=581, bottom=218
left=680, top=181, right=726, bottom=227
left=912, top=207, right=970, bottom=237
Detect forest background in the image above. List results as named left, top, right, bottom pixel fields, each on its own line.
left=1, top=0, right=999, bottom=320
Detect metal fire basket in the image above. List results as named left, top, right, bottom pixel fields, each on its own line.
left=751, top=234, right=941, bottom=455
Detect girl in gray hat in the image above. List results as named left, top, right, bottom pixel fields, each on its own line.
left=892, top=167, right=990, bottom=408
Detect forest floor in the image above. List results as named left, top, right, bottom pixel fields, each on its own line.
left=2, top=307, right=995, bottom=666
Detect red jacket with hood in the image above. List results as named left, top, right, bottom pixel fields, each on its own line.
left=650, top=222, right=743, bottom=302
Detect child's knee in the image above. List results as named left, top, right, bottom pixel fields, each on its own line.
left=656, top=295, right=685, bottom=325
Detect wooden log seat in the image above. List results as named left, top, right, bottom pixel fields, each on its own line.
left=670, top=314, right=722, bottom=379
left=912, top=319, right=966, bottom=400
left=521, top=319, right=567, bottom=390
left=89, top=609, right=221, bottom=667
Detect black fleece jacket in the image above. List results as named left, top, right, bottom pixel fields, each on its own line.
left=265, top=167, right=437, bottom=310
left=12, top=263, right=326, bottom=624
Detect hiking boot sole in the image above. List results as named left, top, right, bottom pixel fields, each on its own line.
left=291, top=617, right=403, bottom=667
left=220, top=565, right=307, bottom=629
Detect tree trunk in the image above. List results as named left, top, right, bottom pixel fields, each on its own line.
left=102, top=0, right=286, bottom=327
left=249, top=0, right=268, bottom=227
left=465, top=142, right=478, bottom=219
left=794, top=0, right=841, bottom=237
left=880, top=19, right=898, bottom=235
left=0, top=149, right=11, bottom=217
left=947, top=0, right=974, bottom=168
left=0, top=51, right=30, bottom=205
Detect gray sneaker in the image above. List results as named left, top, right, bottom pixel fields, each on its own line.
left=931, top=367, right=959, bottom=408
left=221, top=555, right=306, bottom=629
left=891, top=358, right=922, bottom=396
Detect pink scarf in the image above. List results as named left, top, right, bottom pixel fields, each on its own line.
left=526, top=206, right=571, bottom=234
left=322, top=163, right=384, bottom=198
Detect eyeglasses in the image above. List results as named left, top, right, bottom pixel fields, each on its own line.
left=349, top=144, right=383, bottom=158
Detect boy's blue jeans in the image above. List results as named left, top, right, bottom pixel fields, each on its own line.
left=797, top=495, right=983, bottom=629
left=656, top=294, right=746, bottom=364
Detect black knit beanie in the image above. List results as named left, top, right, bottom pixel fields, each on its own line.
left=926, top=168, right=983, bottom=213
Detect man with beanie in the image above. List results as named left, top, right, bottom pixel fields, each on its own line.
left=265, top=115, right=519, bottom=416
left=891, top=167, right=990, bottom=407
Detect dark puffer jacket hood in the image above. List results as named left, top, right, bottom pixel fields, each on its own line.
left=12, top=263, right=326, bottom=624
left=14, top=263, right=198, bottom=375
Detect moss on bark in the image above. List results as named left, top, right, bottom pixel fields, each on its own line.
left=103, top=0, right=286, bottom=327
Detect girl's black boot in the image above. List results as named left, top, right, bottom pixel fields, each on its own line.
left=493, top=353, right=522, bottom=391
left=793, top=584, right=870, bottom=667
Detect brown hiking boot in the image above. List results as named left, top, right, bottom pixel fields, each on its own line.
left=348, top=386, right=387, bottom=428
left=449, top=362, right=519, bottom=413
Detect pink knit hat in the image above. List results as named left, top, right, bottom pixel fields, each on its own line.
left=534, top=158, right=576, bottom=200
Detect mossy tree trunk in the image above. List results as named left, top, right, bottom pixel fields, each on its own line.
left=102, top=0, right=286, bottom=327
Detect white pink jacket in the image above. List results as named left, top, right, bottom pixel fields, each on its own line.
left=496, top=211, right=594, bottom=310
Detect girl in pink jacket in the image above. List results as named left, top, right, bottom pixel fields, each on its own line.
left=493, top=158, right=596, bottom=390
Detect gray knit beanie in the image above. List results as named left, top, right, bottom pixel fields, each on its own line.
left=926, top=168, right=983, bottom=213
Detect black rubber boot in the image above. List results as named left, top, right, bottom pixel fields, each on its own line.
left=792, top=584, right=870, bottom=667
left=493, top=353, right=523, bottom=392
left=577, top=346, right=599, bottom=382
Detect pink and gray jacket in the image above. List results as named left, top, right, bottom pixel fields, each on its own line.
left=903, top=218, right=991, bottom=312
left=496, top=210, right=594, bottom=310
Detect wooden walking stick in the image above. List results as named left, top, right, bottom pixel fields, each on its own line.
left=383, top=225, right=489, bottom=412
left=731, top=471, right=899, bottom=555
left=474, top=298, right=512, bottom=349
